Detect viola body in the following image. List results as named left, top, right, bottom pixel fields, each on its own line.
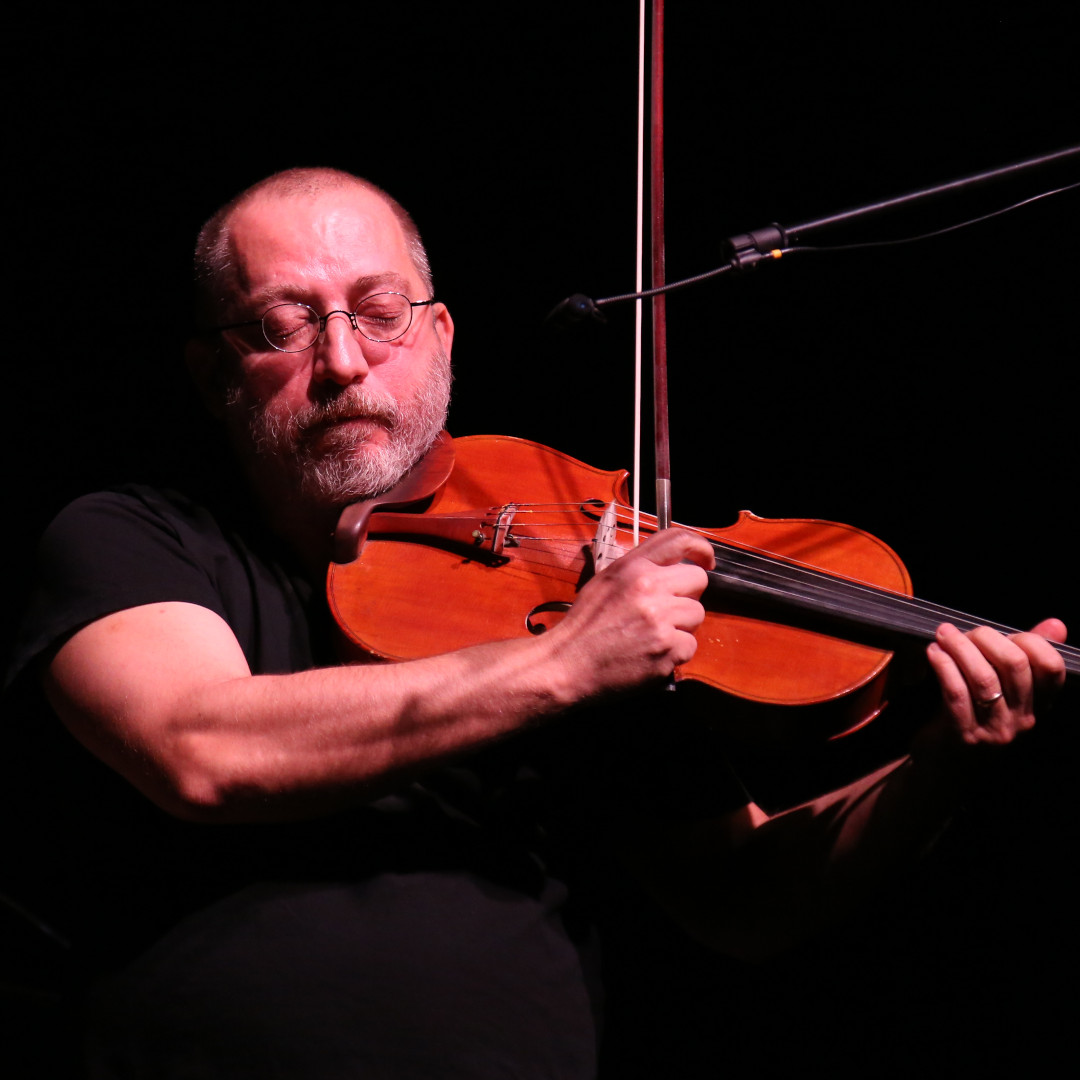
left=328, top=435, right=915, bottom=740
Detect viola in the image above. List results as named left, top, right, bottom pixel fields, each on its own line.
left=328, top=433, right=1077, bottom=741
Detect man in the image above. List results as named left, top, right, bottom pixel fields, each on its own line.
left=11, top=168, right=1067, bottom=1077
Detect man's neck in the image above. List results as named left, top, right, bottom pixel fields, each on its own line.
left=240, top=468, right=344, bottom=581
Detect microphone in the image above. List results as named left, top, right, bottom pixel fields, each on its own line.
left=544, top=293, right=606, bottom=330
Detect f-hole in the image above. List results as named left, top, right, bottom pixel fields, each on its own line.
left=526, top=601, right=573, bottom=635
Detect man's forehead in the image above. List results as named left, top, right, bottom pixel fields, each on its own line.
left=228, top=188, right=416, bottom=298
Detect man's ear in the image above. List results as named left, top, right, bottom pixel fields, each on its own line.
left=184, top=338, right=229, bottom=419
left=432, top=303, right=454, bottom=359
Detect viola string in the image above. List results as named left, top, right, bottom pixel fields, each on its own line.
left=701, top=540, right=1079, bottom=666
left=429, top=500, right=1077, bottom=667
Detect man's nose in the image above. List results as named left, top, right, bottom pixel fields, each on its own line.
left=312, top=311, right=371, bottom=386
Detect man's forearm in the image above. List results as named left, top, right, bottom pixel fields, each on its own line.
left=159, top=635, right=583, bottom=820
left=626, top=740, right=970, bottom=961
left=46, top=606, right=585, bottom=824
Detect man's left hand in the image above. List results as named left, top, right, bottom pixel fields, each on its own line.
left=926, top=618, right=1067, bottom=747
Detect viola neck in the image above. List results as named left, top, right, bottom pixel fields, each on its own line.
left=707, top=540, right=1079, bottom=676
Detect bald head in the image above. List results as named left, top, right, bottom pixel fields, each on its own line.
left=194, top=168, right=433, bottom=324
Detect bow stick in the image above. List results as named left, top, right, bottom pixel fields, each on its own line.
left=632, top=0, right=672, bottom=544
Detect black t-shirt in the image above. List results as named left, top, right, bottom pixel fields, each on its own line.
left=6, top=484, right=748, bottom=1077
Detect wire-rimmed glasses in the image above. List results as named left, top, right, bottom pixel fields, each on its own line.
left=216, top=292, right=436, bottom=352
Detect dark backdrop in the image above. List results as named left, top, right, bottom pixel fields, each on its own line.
left=7, top=6, right=1077, bottom=1075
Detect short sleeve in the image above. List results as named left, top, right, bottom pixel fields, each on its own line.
left=6, top=486, right=318, bottom=689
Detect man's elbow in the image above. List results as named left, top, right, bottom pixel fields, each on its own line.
left=148, top=731, right=270, bottom=823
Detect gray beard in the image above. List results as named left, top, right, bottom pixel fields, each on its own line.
left=229, top=347, right=452, bottom=508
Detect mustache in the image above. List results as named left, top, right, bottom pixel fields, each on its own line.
left=293, top=388, right=401, bottom=434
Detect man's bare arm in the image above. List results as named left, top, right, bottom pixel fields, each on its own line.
left=43, top=528, right=714, bottom=823
left=625, top=618, right=1068, bottom=960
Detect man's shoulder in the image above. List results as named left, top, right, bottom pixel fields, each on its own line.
left=49, top=483, right=228, bottom=544
left=16, top=480, right=320, bottom=684
left=40, top=482, right=276, bottom=578
left=9, top=486, right=264, bottom=689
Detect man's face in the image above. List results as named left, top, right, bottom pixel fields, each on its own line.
left=218, top=186, right=454, bottom=508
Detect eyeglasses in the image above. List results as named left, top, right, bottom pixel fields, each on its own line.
left=215, top=292, right=437, bottom=352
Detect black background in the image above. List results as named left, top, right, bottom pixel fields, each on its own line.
left=6, top=6, right=1078, bottom=1075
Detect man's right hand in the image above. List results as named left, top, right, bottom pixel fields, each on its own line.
left=545, top=528, right=714, bottom=699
